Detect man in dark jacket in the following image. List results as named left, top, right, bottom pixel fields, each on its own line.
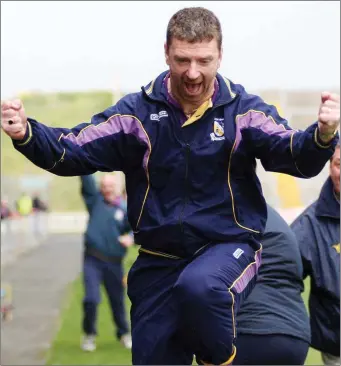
left=1, top=7, right=339, bottom=365
left=32, top=193, right=48, bottom=212
left=291, top=145, right=340, bottom=365
left=235, top=205, right=310, bottom=365
left=80, top=174, right=134, bottom=352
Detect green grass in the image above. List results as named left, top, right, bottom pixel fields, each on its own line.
left=46, top=250, right=323, bottom=365
left=1, top=91, right=124, bottom=212
left=45, top=245, right=138, bottom=365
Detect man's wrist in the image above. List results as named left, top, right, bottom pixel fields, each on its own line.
left=314, top=127, right=338, bottom=149
left=318, top=128, right=337, bottom=144
left=13, top=121, right=32, bottom=146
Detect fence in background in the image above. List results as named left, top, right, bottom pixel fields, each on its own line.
left=1, top=206, right=306, bottom=268
left=1, top=213, right=50, bottom=267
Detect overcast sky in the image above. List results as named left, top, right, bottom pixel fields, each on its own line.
left=1, top=1, right=340, bottom=98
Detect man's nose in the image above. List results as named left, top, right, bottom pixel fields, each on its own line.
left=186, top=62, right=200, bottom=80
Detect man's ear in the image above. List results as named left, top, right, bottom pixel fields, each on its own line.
left=218, top=47, right=223, bottom=69
left=164, top=42, right=170, bottom=66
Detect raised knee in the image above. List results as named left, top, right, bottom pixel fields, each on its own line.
left=174, top=273, right=213, bottom=305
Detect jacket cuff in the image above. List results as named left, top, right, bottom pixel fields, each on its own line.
left=314, top=127, right=338, bottom=149
left=13, top=120, right=33, bottom=146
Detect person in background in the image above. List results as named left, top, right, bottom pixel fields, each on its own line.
left=80, top=173, right=134, bottom=352
left=32, top=193, right=48, bottom=212
left=1, top=199, right=12, bottom=220
left=31, top=192, right=48, bottom=237
left=15, top=192, right=33, bottom=216
left=235, top=204, right=310, bottom=365
left=291, top=144, right=340, bottom=366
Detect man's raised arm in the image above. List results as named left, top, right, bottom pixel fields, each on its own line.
left=237, top=92, right=340, bottom=178
left=1, top=97, right=144, bottom=176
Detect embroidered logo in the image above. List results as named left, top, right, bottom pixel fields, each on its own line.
left=210, top=118, right=225, bottom=141
left=233, top=248, right=244, bottom=259
left=150, top=110, right=169, bottom=122
left=332, top=243, right=340, bottom=254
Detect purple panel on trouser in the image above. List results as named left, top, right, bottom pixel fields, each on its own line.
left=232, top=249, right=262, bottom=294
left=62, top=115, right=150, bottom=169
left=235, top=111, right=294, bottom=150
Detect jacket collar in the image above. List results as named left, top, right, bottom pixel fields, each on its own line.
left=142, top=70, right=238, bottom=106
left=315, top=177, right=340, bottom=219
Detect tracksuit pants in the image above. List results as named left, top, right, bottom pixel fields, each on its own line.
left=127, top=242, right=262, bottom=365
left=82, top=253, right=129, bottom=339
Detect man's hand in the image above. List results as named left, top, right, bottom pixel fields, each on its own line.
left=118, top=234, right=134, bottom=248
left=318, top=92, right=340, bottom=143
left=1, top=99, right=28, bottom=140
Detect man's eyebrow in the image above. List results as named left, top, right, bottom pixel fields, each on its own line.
left=174, top=55, right=190, bottom=61
left=174, top=55, right=214, bottom=62
left=200, top=56, right=214, bottom=61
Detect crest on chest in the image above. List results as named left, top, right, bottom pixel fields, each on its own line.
left=210, top=118, right=225, bottom=141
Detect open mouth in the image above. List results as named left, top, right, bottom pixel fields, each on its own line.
left=184, top=82, right=202, bottom=95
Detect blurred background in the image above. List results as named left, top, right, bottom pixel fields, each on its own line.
left=1, top=1, right=340, bottom=365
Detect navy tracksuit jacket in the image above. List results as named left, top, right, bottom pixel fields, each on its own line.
left=12, top=71, right=338, bottom=364
left=291, top=178, right=340, bottom=357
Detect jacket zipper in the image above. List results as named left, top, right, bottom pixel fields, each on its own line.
left=163, top=101, right=236, bottom=237
left=162, top=105, right=191, bottom=234
left=140, top=92, right=239, bottom=236
left=179, top=143, right=190, bottom=234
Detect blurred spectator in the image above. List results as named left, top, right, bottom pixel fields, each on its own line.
left=32, top=193, right=48, bottom=212
left=31, top=192, right=48, bottom=237
left=1, top=199, right=12, bottom=220
left=15, top=193, right=33, bottom=216
left=291, top=144, right=340, bottom=366
left=80, top=174, right=134, bottom=352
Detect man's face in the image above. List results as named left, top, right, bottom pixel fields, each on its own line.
left=330, top=147, right=340, bottom=194
left=100, top=174, right=120, bottom=202
left=165, top=38, right=222, bottom=104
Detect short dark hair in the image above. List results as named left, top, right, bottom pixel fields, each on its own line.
left=166, top=7, right=222, bottom=50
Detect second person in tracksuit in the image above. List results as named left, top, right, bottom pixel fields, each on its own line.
left=235, top=205, right=311, bottom=365
left=291, top=145, right=340, bottom=365
left=80, top=174, right=134, bottom=352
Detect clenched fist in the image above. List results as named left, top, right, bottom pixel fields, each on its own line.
left=1, top=99, right=28, bottom=140
left=318, top=92, right=340, bottom=143
left=118, top=234, right=134, bottom=248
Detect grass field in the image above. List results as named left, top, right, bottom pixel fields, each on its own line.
left=45, top=246, right=323, bottom=365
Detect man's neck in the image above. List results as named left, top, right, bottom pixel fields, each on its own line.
left=167, top=78, right=215, bottom=116
left=333, top=189, right=340, bottom=203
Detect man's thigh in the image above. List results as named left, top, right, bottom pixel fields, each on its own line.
left=174, top=242, right=261, bottom=365
left=127, top=253, right=193, bottom=365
